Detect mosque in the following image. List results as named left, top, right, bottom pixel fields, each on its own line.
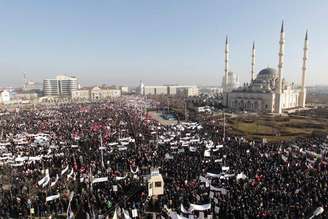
left=223, top=22, right=308, bottom=114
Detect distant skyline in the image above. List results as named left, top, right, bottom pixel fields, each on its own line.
left=0, top=0, right=327, bottom=87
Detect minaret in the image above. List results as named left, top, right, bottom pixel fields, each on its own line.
left=224, top=36, right=229, bottom=92
left=23, top=73, right=27, bottom=90
left=251, top=41, right=256, bottom=82
left=276, top=21, right=285, bottom=114
left=300, top=31, right=308, bottom=108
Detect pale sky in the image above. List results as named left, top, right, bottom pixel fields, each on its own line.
left=0, top=0, right=327, bottom=87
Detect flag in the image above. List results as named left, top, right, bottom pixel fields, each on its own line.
left=107, top=200, right=112, bottom=209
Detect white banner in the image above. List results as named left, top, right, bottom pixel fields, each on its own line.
left=189, top=147, right=197, bottom=152
left=29, top=156, right=42, bottom=161
left=46, top=194, right=60, bottom=202
left=206, top=172, right=221, bottom=178
left=50, top=174, right=59, bottom=187
left=189, top=203, right=211, bottom=211
left=67, top=169, right=74, bottom=179
left=177, top=214, right=189, bottom=219
left=38, top=169, right=49, bottom=186
left=199, top=176, right=210, bottom=184
left=210, top=185, right=228, bottom=195
left=116, top=175, right=127, bottom=181
left=130, top=166, right=139, bottom=174
left=181, top=204, right=192, bottom=214
left=236, top=172, right=247, bottom=181
left=132, top=209, right=138, bottom=218
left=10, top=162, right=24, bottom=167
left=118, top=146, right=128, bottom=151
left=221, top=174, right=235, bottom=179
left=61, top=165, right=69, bottom=175
left=92, top=177, right=108, bottom=184
left=15, top=156, right=28, bottom=162
left=123, top=209, right=131, bottom=219
left=42, top=175, right=50, bottom=188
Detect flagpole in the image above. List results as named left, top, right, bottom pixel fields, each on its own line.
left=223, top=110, right=226, bottom=142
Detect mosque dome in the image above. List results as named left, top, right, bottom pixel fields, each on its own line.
left=250, top=67, right=279, bottom=91
left=258, top=68, right=277, bottom=77
left=256, top=67, right=278, bottom=82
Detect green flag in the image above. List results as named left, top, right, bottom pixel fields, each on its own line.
left=107, top=200, right=112, bottom=209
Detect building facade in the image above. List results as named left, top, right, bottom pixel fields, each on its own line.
left=14, top=90, right=39, bottom=101
left=72, top=86, right=121, bottom=101
left=0, top=90, right=10, bottom=104
left=168, top=85, right=199, bottom=96
left=120, top=86, right=129, bottom=94
left=143, top=86, right=168, bottom=95
left=43, top=75, right=78, bottom=97
left=223, top=22, right=308, bottom=113
left=43, top=79, right=60, bottom=96
left=139, top=82, right=199, bottom=97
left=72, top=89, right=90, bottom=100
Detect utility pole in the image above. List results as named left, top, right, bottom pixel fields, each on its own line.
left=223, top=110, right=226, bottom=142
left=184, top=99, right=188, bottom=121
left=100, top=133, right=104, bottom=168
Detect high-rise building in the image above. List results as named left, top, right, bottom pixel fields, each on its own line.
left=43, top=79, right=60, bottom=96
left=43, top=75, right=78, bottom=97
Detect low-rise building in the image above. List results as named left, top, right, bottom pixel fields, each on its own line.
left=168, top=85, right=199, bottom=96
left=72, top=88, right=90, bottom=100
left=72, top=86, right=121, bottom=101
left=0, top=90, right=10, bottom=104
left=120, top=86, right=129, bottom=94
left=139, top=82, right=199, bottom=97
left=14, top=90, right=40, bottom=101
left=143, top=86, right=168, bottom=95
left=199, top=87, right=223, bottom=95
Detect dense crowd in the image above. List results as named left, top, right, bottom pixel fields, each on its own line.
left=0, top=97, right=328, bottom=219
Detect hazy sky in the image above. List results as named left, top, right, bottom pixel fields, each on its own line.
left=0, top=0, right=327, bottom=87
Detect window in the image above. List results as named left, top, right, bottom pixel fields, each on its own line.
left=155, top=182, right=162, bottom=187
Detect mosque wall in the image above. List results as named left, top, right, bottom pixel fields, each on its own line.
left=227, top=92, right=275, bottom=113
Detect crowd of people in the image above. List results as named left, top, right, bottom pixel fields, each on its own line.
left=0, top=96, right=328, bottom=219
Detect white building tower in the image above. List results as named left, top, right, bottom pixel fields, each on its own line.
left=251, top=42, right=256, bottom=82
left=139, top=80, right=144, bottom=95
left=300, top=31, right=308, bottom=108
left=276, top=21, right=285, bottom=114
